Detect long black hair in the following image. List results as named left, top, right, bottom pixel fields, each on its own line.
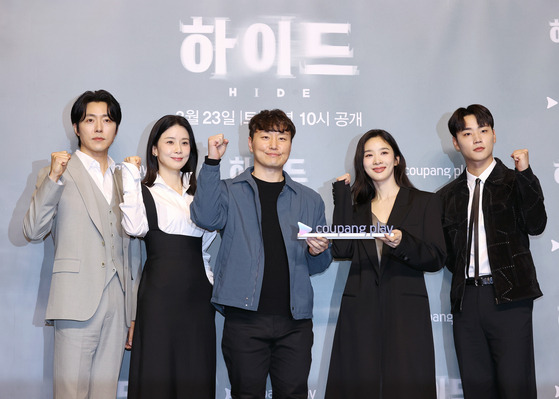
left=351, top=129, right=414, bottom=204
left=142, top=115, right=198, bottom=195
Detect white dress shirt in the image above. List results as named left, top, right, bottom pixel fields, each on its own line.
left=465, top=159, right=496, bottom=278
left=119, top=162, right=216, bottom=283
left=74, top=150, right=115, bottom=204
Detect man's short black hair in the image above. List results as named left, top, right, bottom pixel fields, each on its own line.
left=71, top=90, right=121, bottom=146
left=448, top=104, right=494, bottom=137
left=248, top=109, right=296, bottom=140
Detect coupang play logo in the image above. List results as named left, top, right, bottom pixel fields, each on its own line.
left=297, top=222, right=394, bottom=240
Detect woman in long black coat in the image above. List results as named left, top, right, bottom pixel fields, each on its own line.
left=325, top=129, right=446, bottom=399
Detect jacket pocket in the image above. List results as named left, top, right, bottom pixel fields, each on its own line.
left=53, top=259, right=80, bottom=273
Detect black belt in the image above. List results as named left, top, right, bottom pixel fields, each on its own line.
left=465, top=275, right=493, bottom=286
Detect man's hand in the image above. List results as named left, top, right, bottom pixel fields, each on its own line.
left=208, top=134, right=229, bottom=160
left=49, top=151, right=71, bottom=182
left=306, top=237, right=329, bottom=256
left=511, top=149, right=529, bottom=172
left=125, top=321, right=135, bottom=350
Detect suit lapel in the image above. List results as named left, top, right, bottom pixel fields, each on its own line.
left=453, top=174, right=470, bottom=231
left=112, top=166, right=124, bottom=204
left=380, top=187, right=413, bottom=270
left=386, top=187, right=413, bottom=229
left=66, top=156, right=104, bottom=236
left=355, top=203, right=381, bottom=272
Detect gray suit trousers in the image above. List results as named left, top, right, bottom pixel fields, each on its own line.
left=53, top=276, right=126, bottom=399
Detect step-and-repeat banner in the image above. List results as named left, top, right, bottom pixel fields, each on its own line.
left=2, top=1, right=559, bottom=398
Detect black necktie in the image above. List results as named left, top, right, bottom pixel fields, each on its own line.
left=466, top=178, right=481, bottom=279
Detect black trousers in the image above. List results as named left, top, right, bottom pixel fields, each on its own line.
left=453, top=284, right=536, bottom=399
left=222, top=309, right=313, bottom=399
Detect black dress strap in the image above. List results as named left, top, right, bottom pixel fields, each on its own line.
left=141, top=185, right=159, bottom=231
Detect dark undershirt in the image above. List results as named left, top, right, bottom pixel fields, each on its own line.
left=252, top=174, right=291, bottom=316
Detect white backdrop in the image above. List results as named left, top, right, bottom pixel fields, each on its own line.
left=2, top=1, right=559, bottom=398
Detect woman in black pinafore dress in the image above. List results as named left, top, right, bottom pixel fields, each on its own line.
left=120, top=115, right=216, bottom=399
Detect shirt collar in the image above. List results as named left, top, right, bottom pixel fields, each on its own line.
left=153, top=172, right=191, bottom=195
left=466, top=158, right=496, bottom=186
left=75, top=150, right=115, bottom=173
left=235, top=166, right=299, bottom=194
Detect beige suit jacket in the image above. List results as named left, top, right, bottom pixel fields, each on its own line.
left=23, top=156, right=141, bottom=326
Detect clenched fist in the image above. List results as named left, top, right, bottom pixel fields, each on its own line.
left=124, top=156, right=142, bottom=171
left=208, top=134, right=229, bottom=160
left=510, top=149, right=529, bottom=172
left=336, top=173, right=351, bottom=185
left=49, top=151, right=71, bottom=182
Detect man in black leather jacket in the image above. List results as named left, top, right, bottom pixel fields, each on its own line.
left=438, top=104, right=546, bottom=399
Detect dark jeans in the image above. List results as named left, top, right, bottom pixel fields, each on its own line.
left=222, top=309, right=313, bottom=399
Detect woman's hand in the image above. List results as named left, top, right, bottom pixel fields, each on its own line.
left=336, top=173, right=351, bottom=185
left=124, top=156, right=142, bottom=171
left=378, top=229, right=402, bottom=248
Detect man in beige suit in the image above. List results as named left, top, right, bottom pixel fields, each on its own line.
left=24, top=90, right=141, bottom=398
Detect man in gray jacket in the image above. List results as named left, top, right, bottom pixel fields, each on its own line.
left=24, top=90, right=140, bottom=399
left=191, top=109, right=331, bottom=399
